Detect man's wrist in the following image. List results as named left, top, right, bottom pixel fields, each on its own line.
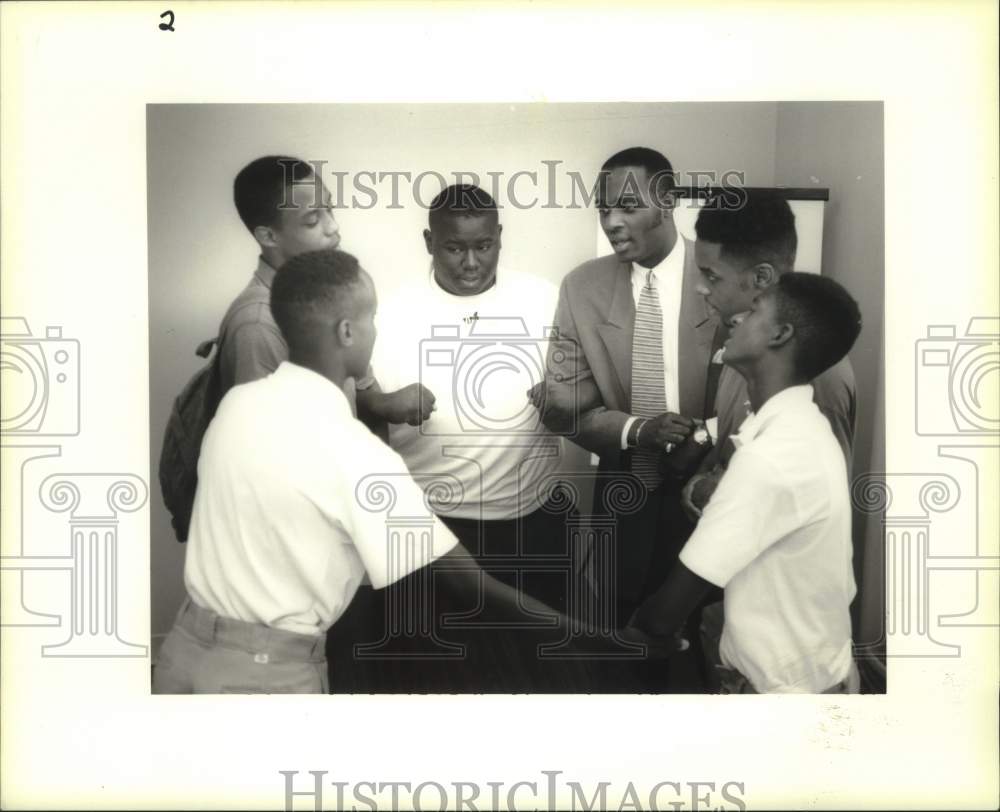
left=627, top=417, right=648, bottom=449
left=690, top=419, right=711, bottom=448
left=629, top=604, right=669, bottom=641
left=634, top=608, right=672, bottom=640
left=386, top=390, right=410, bottom=424
left=620, top=416, right=638, bottom=450
left=363, top=389, right=397, bottom=422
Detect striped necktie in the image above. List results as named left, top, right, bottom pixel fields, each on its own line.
left=631, top=268, right=667, bottom=490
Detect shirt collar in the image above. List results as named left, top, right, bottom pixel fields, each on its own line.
left=631, top=234, right=685, bottom=283
left=273, top=361, right=353, bottom=417
left=730, top=384, right=814, bottom=449
left=254, top=256, right=279, bottom=289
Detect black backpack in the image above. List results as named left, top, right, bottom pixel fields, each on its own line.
left=158, top=338, right=222, bottom=542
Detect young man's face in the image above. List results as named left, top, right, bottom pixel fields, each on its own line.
left=268, top=179, right=341, bottom=266
left=424, top=213, right=501, bottom=296
left=721, top=288, right=781, bottom=370
left=596, top=165, right=671, bottom=267
left=694, top=240, right=759, bottom=324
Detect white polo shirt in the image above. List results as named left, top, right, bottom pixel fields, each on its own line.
left=185, top=362, right=459, bottom=637
left=679, top=384, right=857, bottom=693
left=370, top=266, right=563, bottom=521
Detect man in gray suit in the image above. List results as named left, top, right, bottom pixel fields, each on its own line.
left=543, top=147, right=722, bottom=637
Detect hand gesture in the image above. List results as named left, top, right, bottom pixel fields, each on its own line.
left=620, top=623, right=689, bottom=658
left=526, top=381, right=546, bottom=412
left=637, top=411, right=695, bottom=450
left=387, top=383, right=436, bottom=426
left=680, top=466, right=723, bottom=521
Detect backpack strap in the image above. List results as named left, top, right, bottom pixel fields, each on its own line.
left=195, top=337, right=219, bottom=359
left=196, top=336, right=224, bottom=421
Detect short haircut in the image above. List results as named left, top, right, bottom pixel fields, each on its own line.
left=427, top=184, right=498, bottom=231
left=600, top=146, right=677, bottom=194
left=771, top=272, right=862, bottom=380
left=271, top=249, right=364, bottom=348
left=695, top=190, right=798, bottom=273
left=233, top=156, right=316, bottom=233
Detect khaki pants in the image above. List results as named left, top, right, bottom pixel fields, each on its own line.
left=153, top=597, right=329, bottom=694
left=699, top=601, right=861, bottom=694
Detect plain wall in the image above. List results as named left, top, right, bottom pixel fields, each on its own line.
left=148, top=101, right=883, bottom=652
left=774, top=101, right=886, bottom=646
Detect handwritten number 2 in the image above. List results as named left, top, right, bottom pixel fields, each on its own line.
left=159, top=10, right=175, bottom=31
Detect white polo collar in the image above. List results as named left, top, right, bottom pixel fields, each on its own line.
left=730, top=384, right=814, bottom=450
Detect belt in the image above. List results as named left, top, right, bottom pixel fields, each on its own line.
left=177, top=597, right=326, bottom=664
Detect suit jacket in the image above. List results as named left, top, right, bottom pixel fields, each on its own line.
left=544, top=237, right=720, bottom=469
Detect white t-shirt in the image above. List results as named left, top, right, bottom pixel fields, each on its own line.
left=371, top=266, right=563, bottom=521
left=679, top=385, right=857, bottom=693
left=185, top=362, right=459, bottom=637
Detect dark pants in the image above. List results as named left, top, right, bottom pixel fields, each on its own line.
left=323, top=486, right=714, bottom=693
left=441, top=499, right=570, bottom=614
left=326, top=500, right=591, bottom=693
left=619, top=479, right=692, bottom=617
left=584, top=476, right=716, bottom=693
left=431, top=500, right=595, bottom=692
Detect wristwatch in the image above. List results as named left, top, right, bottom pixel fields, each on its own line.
left=665, top=422, right=711, bottom=454
left=692, top=424, right=711, bottom=446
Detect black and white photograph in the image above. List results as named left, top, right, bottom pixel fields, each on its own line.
left=1, top=2, right=997, bottom=810
left=147, top=102, right=886, bottom=697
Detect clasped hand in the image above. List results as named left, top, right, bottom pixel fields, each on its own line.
left=680, top=465, right=723, bottom=521
left=526, top=381, right=546, bottom=411
left=620, top=622, right=690, bottom=658
left=384, top=383, right=436, bottom=426
left=637, top=412, right=695, bottom=449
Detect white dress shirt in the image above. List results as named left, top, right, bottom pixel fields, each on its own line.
left=185, top=362, right=459, bottom=637
left=679, top=385, right=857, bottom=693
left=620, top=235, right=686, bottom=449
left=370, top=265, right=563, bottom=521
